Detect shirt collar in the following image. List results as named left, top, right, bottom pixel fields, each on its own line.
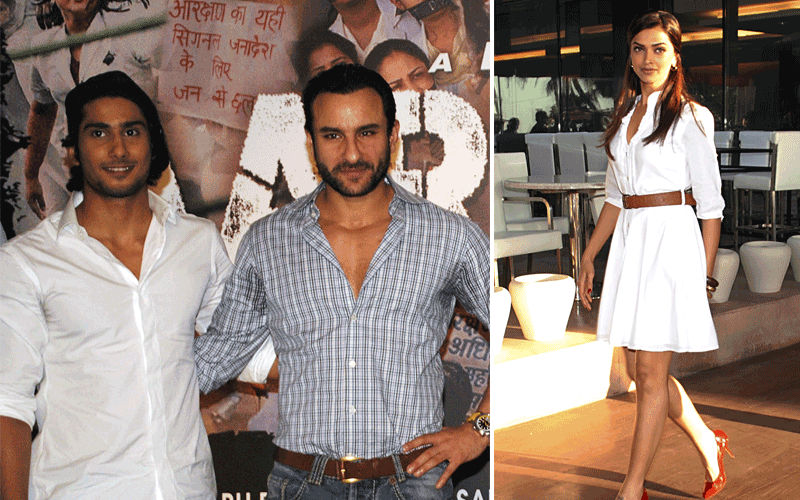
left=57, top=190, right=177, bottom=237
left=87, top=11, right=109, bottom=34
left=60, top=10, right=107, bottom=37
left=384, top=0, right=413, bottom=29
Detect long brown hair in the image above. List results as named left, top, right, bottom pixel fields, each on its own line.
left=602, top=11, right=700, bottom=160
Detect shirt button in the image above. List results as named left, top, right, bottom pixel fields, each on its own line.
left=349, top=405, right=356, bottom=414
left=349, top=360, right=356, bottom=368
left=350, top=314, right=357, bottom=322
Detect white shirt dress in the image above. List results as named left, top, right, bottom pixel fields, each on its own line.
left=596, top=92, right=725, bottom=352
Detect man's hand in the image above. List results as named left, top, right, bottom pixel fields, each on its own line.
left=26, top=177, right=46, bottom=220
left=402, top=423, right=489, bottom=489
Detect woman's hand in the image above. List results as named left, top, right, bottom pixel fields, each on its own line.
left=578, top=256, right=595, bottom=310
left=706, top=276, right=719, bottom=300
left=576, top=201, right=620, bottom=310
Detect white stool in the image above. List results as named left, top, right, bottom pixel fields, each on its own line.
left=709, top=249, right=739, bottom=304
left=491, top=287, right=512, bottom=361
left=508, top=274, right=575, bottom=341
left=739, top=241, right=791, bottom=293
left=788, top=235, right=800, bottom=282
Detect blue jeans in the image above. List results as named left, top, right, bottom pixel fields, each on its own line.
left=266, top=456, right=453, bottom=500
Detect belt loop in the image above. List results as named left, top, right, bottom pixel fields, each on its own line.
left=309, top=455, right=328, bottom=485
left=391, top=454, right=408, bottom=483
left=681, top=190, right=686, bottom=206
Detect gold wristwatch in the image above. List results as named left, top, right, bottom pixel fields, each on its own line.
left=466, top=411, right=490, bottom=437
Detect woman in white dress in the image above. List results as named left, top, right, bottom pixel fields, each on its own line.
left=577, top=11, right=733, bottom=500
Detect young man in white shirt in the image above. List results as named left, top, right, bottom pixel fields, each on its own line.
left=0, top=71, right=229, bottom=500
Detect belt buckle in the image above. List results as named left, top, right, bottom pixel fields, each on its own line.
left=622, top=194, right=631, bottom=209
left=337, top=455, right=362, bottom=483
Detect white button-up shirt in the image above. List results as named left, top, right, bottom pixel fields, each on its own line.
left=195, top=178, right=490, bottom=459
left=0, top=191, right=231, bottom=500
left=605, top=93, right=725, bottom=220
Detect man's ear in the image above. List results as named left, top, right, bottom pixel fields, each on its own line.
left=305, top=129, right=315, bottom=152
left=64, top=146, right=79, bottom=171
left=305, top=129, right=318, bottom=172
left=389, top=120, right=400, bottom=152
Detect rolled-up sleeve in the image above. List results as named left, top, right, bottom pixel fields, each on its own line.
left=0, top=249, right=46, bottom=428
left=683, top=106, right=724, bottom=219
left=604, top=161, right=623, bottom=208
left=194, top=225, right=272, bottom=393
left=453, top=220, right=490, bottom=330
left=195, top=225, right=233, bottom=335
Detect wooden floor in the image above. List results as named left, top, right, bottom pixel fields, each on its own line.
left=494, top=342, right=800, bottom=499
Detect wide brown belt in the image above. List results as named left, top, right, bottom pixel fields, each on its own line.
left=274, top=446, right=427, bottom=483
left=622, top=191, right=696, bottom=209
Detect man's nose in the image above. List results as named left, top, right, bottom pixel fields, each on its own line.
left=109, top=132, right=129, bottom=158
left=343, top=136, right=360, bottom=163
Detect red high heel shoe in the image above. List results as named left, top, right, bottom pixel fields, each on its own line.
left=703, top=429, right=735, bottom=499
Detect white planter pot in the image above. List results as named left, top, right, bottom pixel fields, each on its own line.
left=508, top=274, right=575, bottom=341
left=740, top=241, right=791, bottom=293
left=788, top=235, right=800, bottom=282
left=710, top=249, right=739, bottom=303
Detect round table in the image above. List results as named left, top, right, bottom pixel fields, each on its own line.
left=504, top=173, right=605, bottom=299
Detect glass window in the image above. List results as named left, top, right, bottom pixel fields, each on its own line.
left=495, top=0, right=800, bottom=133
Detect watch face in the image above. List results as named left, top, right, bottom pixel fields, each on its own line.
left=475, top=414, right=490, bottom=435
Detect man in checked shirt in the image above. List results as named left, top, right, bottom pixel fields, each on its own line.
left=194, top=64, right=490, bottom=499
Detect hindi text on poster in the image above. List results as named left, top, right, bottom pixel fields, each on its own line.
left=160, top=0, right=296, bottom=130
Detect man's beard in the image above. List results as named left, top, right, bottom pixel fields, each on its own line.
left=316, top=150, right=391, bottom=198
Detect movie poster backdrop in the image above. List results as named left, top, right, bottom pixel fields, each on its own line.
left=3, top=0, right=490, bottom=497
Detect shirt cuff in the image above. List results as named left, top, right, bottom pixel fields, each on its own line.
left=236, top=337, right=277, bottom=384
left=0, top=399, right=36, bottom=429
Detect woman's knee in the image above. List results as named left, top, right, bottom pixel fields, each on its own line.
left=634, top=360, right=669, bottom=395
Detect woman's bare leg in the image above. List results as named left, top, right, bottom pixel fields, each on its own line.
left=666, top=373, right=720, bottom=480
left=617, top=349, right=673, bottom=500
left=623, top=349, right=721, bottom=488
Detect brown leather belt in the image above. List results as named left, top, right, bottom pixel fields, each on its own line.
left=622, top=191, right=696, bottom=209
left=274, top=446, right=427, bottom=483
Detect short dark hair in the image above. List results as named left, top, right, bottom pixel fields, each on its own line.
left=364, top=38, right=430, bottom=73
left=293, top=29, right=359, bottom=86
left=63, top=71, right=169, bottom=192
left=505, top=117, right=519, bottom=132
left=302, top=64, right=396, bottom=134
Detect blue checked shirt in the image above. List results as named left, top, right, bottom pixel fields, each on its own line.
left=194, top=176, right=489, bottom=459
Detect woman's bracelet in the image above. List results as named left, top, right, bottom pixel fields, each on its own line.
left=706, top=276, right=719, bottom=292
